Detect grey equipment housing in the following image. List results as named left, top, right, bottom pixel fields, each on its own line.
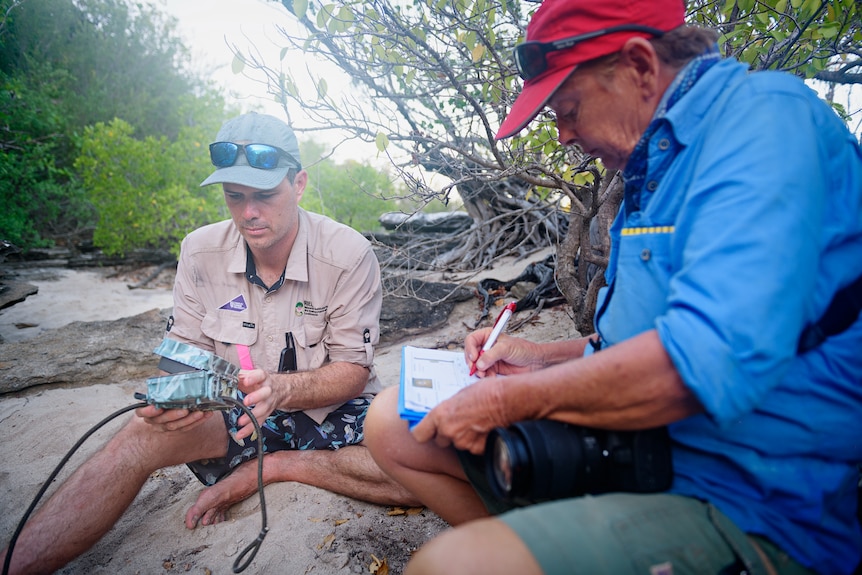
left=145, top=339, right=240, bottom=410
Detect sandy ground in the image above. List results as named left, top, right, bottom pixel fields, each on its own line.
left=0, top=254, right=577, bottom=574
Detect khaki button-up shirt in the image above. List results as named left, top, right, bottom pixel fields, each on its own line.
left=167, top=208, right=382, bottom=423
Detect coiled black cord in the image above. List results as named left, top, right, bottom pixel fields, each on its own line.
left=2, top=396, right=268, bottom=575
left=220, top=396, right=268, bottom=574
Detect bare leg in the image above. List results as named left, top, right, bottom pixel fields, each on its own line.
left=1, top=413, right=229, bottom=575
left=364, top=386, right=489, bottom=526
left=186, top=442, right=421, bottom=528
left=405, top=517, right=542, bottom=575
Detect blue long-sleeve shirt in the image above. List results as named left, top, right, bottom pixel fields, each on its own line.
left=593, top=58, right=862, bottom=574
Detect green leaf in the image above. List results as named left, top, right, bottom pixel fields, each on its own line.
left=465, top=31, right=477, bottom=50
left=283, top=75, right=299, bottom=98
left=316, top=6, right=329, bottom=28
left=293, top=0, right=308, bottom=19
left=375, top=132, right=390, bottom=152
left=573, top=171, right=595, bottom=186
left=800, top=0, right=819, bottom=16
left=338, top=6, right=355, bottom=26
left=231, top=53, right=245, bottom=74
left=820, top=22, right=840, bottom=39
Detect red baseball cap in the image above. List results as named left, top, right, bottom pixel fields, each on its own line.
left=496, top=0, right=685, bottom=140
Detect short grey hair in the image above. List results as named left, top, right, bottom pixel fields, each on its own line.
left=650, top=26, right=720, bottom=68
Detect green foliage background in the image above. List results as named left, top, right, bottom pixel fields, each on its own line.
left=0, top=70, right=89, bottom=249
left=74, top=118, right=226, bottom=257
left=0, top=0, right=231, bottom=254
left=301, top=157, right=396, bottom=233
left=0, top=0, right=419, bottom=257
left=298, top=141, right=450, bottom=233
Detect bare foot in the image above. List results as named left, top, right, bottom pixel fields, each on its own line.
left=185, top=461, right=261, bottom=529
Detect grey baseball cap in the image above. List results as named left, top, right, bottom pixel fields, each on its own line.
left=200, top=113, right=302, bottom=189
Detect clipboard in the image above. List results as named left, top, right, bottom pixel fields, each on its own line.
left=398, top=345, right=478, bottom=428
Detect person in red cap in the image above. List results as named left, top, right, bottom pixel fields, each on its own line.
left=365, top=0, right=862, bottom=573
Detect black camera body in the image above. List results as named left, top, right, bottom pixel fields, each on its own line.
left=484, top=420, right=673, bottom=504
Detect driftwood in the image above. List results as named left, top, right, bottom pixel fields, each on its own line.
left=124, top=261, right=178, bottom=290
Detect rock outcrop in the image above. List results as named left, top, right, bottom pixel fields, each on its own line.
left=0, top=280, right=475, bottom=395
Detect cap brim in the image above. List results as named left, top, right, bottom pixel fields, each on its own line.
left=200, top=165, right=290, bottom=189
left=496, top=65, right=577, bottom=140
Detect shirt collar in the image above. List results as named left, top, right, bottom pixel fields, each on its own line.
left=663, top=58, right=743, bottom=147
left=244, top=244, right=286, bottom=293
left=227, top=208, right=310, bottom=292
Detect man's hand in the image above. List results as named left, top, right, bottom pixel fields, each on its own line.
left=234, top=369, right=281, bottom=440
left=465, top=330, right=545, bottom=378
left=135, top=404, right=213, bottom=432
left=411, top=377, right=511, bottom=455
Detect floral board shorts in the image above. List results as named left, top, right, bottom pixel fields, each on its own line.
left=187, top=395, right=372, bottom=486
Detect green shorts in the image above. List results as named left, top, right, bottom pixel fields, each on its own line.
left=457, top=450, right=815, bottom=575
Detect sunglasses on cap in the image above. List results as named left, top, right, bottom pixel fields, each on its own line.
left=514, top=24, right=665, bottom=81
left=209, top=142, right=301, bottom=170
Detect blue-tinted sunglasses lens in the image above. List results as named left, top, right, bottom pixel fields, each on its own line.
left=244, top=144, right=281, bottom=169
left=210, top=142, right=239, bottom=167
left=515, top=43, right=547, bottom=80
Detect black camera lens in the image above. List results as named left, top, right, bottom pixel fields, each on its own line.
left=484, top=420, right=672, bottom=504
left=486, top=420, right=597, bottom=502
left=489, top=426, right=532, bottom=499
left=492, top=434, right=513, bottom=494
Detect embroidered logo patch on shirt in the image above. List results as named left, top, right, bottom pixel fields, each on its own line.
left=220, top=294, right=248, bottom=312
left=300, top=300, right=328, bottom=317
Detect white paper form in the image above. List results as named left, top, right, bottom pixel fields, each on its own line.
left=401, top=346, right=478, bottom=414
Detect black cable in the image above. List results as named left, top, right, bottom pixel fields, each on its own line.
left=220, top=397, right=268, bottom=574
left=2, top=396, right=268, bottom=575
left=2, top=402, right=146, bottom=575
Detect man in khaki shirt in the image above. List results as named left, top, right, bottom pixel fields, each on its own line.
left=2, top=113, right=417, bottom=575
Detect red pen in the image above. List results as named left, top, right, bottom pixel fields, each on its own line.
left=470, top=301, right=516, bottom=376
